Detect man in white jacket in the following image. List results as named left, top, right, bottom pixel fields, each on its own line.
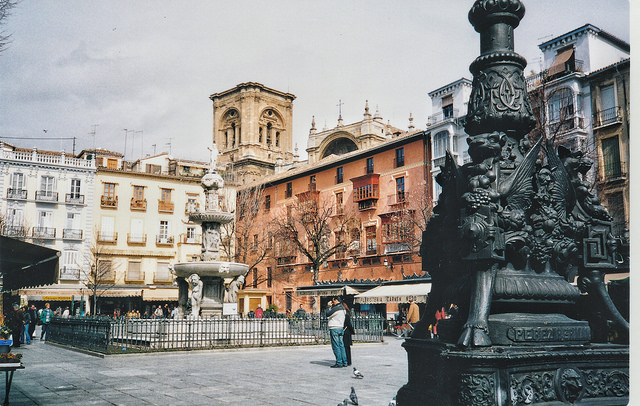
left=326, top=296, right=347, bottom=368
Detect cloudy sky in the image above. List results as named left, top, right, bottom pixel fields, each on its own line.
left=0, top=1, right=631, bottom=162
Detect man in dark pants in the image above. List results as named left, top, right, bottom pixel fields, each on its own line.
left=28, top=305, right=38, bottom=340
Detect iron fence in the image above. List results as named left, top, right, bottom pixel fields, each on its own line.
left=49, top=314, right=384, bottom=354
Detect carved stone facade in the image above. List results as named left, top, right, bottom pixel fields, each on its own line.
left=210, top=82, right=296, bottom=185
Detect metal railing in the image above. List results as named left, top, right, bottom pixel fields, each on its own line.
left=49, top=314, right=384, bottom=354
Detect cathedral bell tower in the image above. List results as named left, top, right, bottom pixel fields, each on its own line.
left=209, top=82, right=295, bottom=184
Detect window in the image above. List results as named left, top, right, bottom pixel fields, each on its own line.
left=259, top=127, right=263, bottom=143
left=186, top=226, right=196, bottom=243
left=265, top=195, right=271, bottom=210
left=597, top=84, right=618, bottom=126
left=252, top=269, right=258, bottom=288
left=442, top=95, right=453, bottom=119
left=309, top=175, right=316, bottom=191
left=102, top=182, right=117, bottom=207
left=365, top=225, right=377, bottom=255
left=4, top=208, right=24, bottom=236
left=38, top=210, right=53, bottom=228
left=335, top=192, right=344, bottom=214
left=10, top=173, right=24, bottom=191
left=130, top=218, right=144, bottom=243
left=61, top=250, right=79, bottom=279
left=285, top=182, right=292, bottom=198
left=160, top=188, right=171, bottom=202
left=133, top=186, right=144, bottom=201
left=159, top=220, right=169, bottom=241
left=100, top=216, right=115, bottom=241
left=145, top=164, right=161, bottom=174
left=601, top=136, right=622, bottom=178
left=70, top=179, right=81, bottom=198
left=548, top=88, right=574, bottom=123
left=395, top=148, right=405, bottom=167
left=106, top=158, right=118, bottom=169
left=186, top=196, right=198, bottom=213
left=266, top=123, right=272, bottom=146
left=607, top=192, right=626, bottom=237
left=433, top=131, right=450, bottom=158
left=267, top=267, right=272, bottom=288
left=156, top=262, right=171, bottom=281
left=336, top=167, right=344, bottom=184
left=366, top=157, right=374, bottom=174
left=396, top=177, right=405, bottom=202
left=40, top=175, right=55, bottom=197
left=276, top=132, right=280, bottom=147
left=64, top=213, right=82, bottom=239
left=127, top=261, right=142, bottom=281
left=98, top=260, right=114, bottom=281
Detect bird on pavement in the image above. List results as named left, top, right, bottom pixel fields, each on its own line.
left=337, top=399, right=347, bottom=406
left=350, top=387, right=358, bottom=405
left=352, top=367, right=364, bottom=379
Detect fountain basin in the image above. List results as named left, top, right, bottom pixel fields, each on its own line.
left=172, top=261, right=248, bottom=279
left=189, top=212, right=234, bottom=224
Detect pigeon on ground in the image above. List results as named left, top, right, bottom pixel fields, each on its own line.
left=337, top=399, right=348, bottom=406
left=388, top=395, right=397, bottom=406
left=352, top=367, right=364, bottom=379
left=350, top=387, right=359, bottom=405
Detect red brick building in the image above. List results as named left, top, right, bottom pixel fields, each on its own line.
left=236, top=130, right=432, bottom=317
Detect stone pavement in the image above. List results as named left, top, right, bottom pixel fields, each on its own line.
left=4, top=330, right=408, bottom=405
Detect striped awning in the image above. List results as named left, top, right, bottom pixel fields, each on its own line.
left=296, top=285, right=366, bottom=297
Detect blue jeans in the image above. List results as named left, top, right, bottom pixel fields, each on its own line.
left=329, top=328, right=347, bottom=367
left=22, top=323, right=30, bottom=344
left=41, top=324, right=50, bottom=341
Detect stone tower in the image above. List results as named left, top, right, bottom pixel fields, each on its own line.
left=210, top=82, right=296, bottom=184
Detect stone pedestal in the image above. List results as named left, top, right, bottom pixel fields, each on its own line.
left=199, top=276, right=224, bottom=318
left=396, top=339, right=629, bottom=406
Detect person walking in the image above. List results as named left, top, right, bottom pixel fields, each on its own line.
left=40, top=302, right=54, bottom=341
left=404, top=299, right=420, bottom=337
left=342, top=302, right=356, bottom=366
left=28, top=305, right=38, bottom=340
left=326, top=297, right=347, bottom=368
left=21, top=306, right=31, bottom=344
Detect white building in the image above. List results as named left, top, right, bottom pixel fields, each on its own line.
left=426, top=78, right=472, bottom=200
left=0, top=143, right=96, bottom=310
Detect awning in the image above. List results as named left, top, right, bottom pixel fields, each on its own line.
left=0, top=236, right=60, bottom=290
left=142, top=288, right=178, bottom=301
left=296, top=285, right=368, bottom=297
left=99, top=289, right=142, bottom=298
left=548, top=48, right=574, bottom=76
left=354, top=282, right=431, bottom=304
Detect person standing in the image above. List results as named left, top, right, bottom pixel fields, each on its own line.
left=28, top=305, right=38, bottom=340
left=254, top=305, right=264, bottom=319
left=326, top=297, right=347, bottom=368
left=405, top=299, right=420, bottom=337
left=21, top=306, right=31, bottom=344
left=40, top=302, right=54, bottom=341
left=342, top=302, right=356, bottom=366
left=6, top=304, right=22, bottom=348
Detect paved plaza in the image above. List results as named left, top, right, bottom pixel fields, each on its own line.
left=4, top=329, right=407, bottom=405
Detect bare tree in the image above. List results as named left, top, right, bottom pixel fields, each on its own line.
left=82, top=229, right=118, bottom=316
left=221, top=184, right=273, bottom=279
left=272, top=191, right=357, bottom=286
left=0, top=0, right=17, bottom=54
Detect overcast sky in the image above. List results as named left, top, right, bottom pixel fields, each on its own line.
left=0, top=1, right=631, bottom=162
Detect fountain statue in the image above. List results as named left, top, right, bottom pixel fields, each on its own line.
left=171, top=143, right=248, bottom=318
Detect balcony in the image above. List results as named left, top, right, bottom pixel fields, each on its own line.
left=387, top=193, right=406, bottom=207
left=383, top=242, right=412, bottom=254
left=101, top=196, right=118, bottom=208
left=32, top=227, right=56, bottom=239
left=185, top=202, right=200, bottom=214
left=62, top=229, right=83, bottom=240
left=59, top=266, right=80, bottom=280
left=180, top=233, right=201, bottom=245
left=156, top=235, right=174, bottom=246
left=130, top=198, right=147, bottom=211
left=599, top=161, right=628, bottom=183
left=125, top=271, right=146, bottom=284
left=65, top=193, right=85, bottom=204
left=35, top=191, right=58, bottom=203
left=593, top=106, right=623, bottom=129
left=158, top=200, right=174, bottom=213
left=127, top=233, right=147, bottom=245
left=365, top=243, right=380, bottom=256
left=3, top=226, right=27, bottom=238
left=352, top=173, right=380, bottom=209
left=7, top=188, right=27, bottom=200
left=428, top=108, right=460, bottom=126
left=98, top=232, right=118, bottom=243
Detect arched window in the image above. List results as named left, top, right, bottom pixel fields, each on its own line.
left=433, top=131, right=450, bottom=158
left=259, top=127, right=263, bottom=143
left=266, top=123, right=272, bottom=146
left=221, top=109, right=240, bottom=150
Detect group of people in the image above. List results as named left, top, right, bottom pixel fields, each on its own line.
left=326, top=297, right=355, bottom=368
left=4, top=302, right=55, bottom=347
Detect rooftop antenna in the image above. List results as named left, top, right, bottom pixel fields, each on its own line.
left=135, top=130, right=143, bottom=160
left=165, top=138, right=172, bottom=155
left=90, top=124, right=98, bottom=150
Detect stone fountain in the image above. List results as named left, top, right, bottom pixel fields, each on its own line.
left=171, top=143, right=248, bottom=318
